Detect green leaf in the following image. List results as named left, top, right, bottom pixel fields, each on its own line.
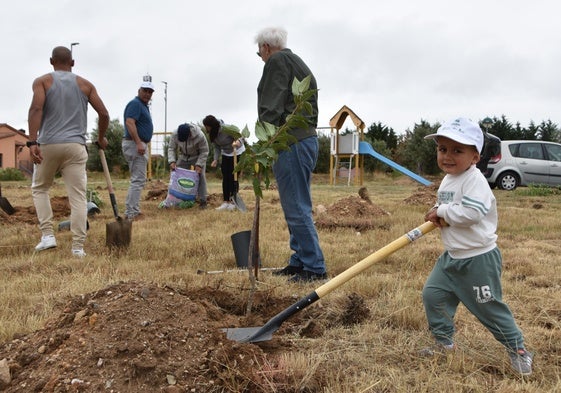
left=263, top=122, right=277, bottom=138
left=221, top=124, right=242, bottom=139
left=254, top=122, right=269, bottom=141
left=292, top=75, right=311, bottom=96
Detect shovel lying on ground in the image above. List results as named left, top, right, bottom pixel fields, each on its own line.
left=223, top=221, right=437, bottom=343
left=99, top=148, right=132, bottom=249
left=0, top=184, right=15, bottom=215
left=231, top=146, right=246, bottom=212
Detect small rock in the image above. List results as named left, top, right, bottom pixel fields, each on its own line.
left=74, top=309, right=88, bottom=323
left=140, top=288, right=150, bottom=299
left=89, top=313, right=98, bottom=326
left=0, top=358, right=11, bottom=389
left=166, top=374, right=177, bottom=385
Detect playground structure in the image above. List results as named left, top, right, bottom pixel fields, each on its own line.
left=329, top=106, right=364, bottom=186
left=329, top=105, right=431, bottom=186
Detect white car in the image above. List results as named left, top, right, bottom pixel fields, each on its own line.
left=484, top=140, right=561, bottom=190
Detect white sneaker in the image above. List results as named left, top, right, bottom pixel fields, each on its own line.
left=216, top=202, right=232, bottom=211
left=35, top=235, right=57, bottom=251
left=72, top=249, right=87, bottom=258
left=226, top=203, right=237, bottom=211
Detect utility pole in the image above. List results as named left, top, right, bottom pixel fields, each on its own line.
left=70, top=42, right=80, bottom=57
left=162, top=81, right=168, bottom=134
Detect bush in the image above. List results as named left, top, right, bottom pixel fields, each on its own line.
left=0, top=168, right=26, bottom=181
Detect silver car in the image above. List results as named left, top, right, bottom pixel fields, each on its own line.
left=484, top=140, right=561, bottom=190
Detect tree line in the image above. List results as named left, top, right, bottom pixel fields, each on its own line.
left=87, top=116, right=559, bottom=178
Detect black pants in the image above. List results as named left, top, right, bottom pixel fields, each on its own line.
left=221, top=155, right=237, bottom=202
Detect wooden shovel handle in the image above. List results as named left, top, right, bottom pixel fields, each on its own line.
left=315, top=221, right=437, bottom=298
left=99, top=149, right=114, bottom=194
left=98, top=148, right=120, bottom=219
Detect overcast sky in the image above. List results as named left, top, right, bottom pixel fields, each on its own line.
left=2, top=0, right=560, bottom=153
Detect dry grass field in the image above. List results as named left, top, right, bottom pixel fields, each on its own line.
left=0, top=170, right=560, bottom=392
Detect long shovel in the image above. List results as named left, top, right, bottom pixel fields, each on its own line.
left=231, top=146, right=247, bottom=212
left=99, top=148, right=132, bottom=249
left=223, top=221, right=437, bottom=343
left=0, top=184, right=15, bottom=215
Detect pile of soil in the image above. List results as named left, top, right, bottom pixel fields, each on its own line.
left=402, top=183, right=439, bottom=206
left=0, top=282, right=369, bottom=392
left=0, top=196, right=70, bottom=225
left=315, top=189, right=390, bottom=231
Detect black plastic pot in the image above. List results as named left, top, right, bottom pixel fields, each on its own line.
left=231, top=230, right=261, bottom=268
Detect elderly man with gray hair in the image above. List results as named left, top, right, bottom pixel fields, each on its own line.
left=255, top=27, right=327, bottom=282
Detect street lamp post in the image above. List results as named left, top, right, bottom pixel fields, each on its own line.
left=70, top=42, right=80, bottom=57
left=162, top=81, right=168, bottom=134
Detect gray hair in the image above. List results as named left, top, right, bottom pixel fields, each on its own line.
left=254, top=27, right=288, bottom=49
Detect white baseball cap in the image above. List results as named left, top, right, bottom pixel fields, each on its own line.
left=424, top=117, right=484, bottom=153
left=139, top=81, right=155, bottom=91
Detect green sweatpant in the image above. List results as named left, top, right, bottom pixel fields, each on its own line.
left=422, top=247, right=525, bottom=351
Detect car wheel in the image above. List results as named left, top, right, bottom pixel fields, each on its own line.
left=496, top=171, right=519, bottom=191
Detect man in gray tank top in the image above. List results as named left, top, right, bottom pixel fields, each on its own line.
left=27, top=46, right=109, bottom=257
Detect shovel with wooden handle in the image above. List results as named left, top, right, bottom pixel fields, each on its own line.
left=98, top=148, right=132, bottom=249
left=231, top=145, right=247, bottom=212
left=223, top=221, right=437, bottom=343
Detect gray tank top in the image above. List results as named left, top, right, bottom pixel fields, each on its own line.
left=38, top=71, right=88, bottom=145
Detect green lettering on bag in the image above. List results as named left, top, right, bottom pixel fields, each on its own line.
left=178, top=178, right=196, bottom=189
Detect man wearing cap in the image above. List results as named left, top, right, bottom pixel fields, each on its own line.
left=167, top=123, right=209, bottom=209
left=122, top=80, right=154, bottom=220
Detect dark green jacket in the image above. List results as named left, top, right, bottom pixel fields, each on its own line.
left=257, top=48, right=318, bottom=142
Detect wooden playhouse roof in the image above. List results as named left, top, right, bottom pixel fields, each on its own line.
left=329, top=105, right=365, bottom=131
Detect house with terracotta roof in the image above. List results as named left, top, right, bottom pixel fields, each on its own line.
left=0, top=123, right=32, bottom=176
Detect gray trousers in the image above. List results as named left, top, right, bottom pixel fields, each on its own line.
left=122, top=140, right=148, bottom=217
left=422, top=247, right=525, bottom=351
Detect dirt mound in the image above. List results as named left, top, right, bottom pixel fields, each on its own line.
left=0, top=196, right=70, bottom=225
left=0, top=281, right=369, bottom=392
left=402, top=183, right=439, bottom=206
left=315, top=193, right=390, bottom=231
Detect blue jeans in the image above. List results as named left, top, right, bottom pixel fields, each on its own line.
left=122, top=140, right=148, bottom=218
left=273, top=136, right=326, bottom=274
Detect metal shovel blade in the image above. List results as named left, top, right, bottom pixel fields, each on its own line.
left=224, top=221, right=437, bottom=343
left=231, top=192, right=247, bottom=212
left=106, top=218, right=132, bottom=249
left=222, top=327, right=273, bottom=342
left=0, top=184, right=15, bottom=215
